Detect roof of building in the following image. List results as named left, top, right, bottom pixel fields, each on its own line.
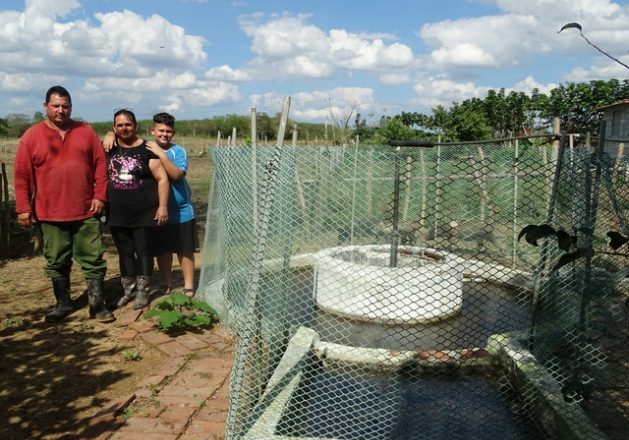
left=596, top=100, right=629, bottom=111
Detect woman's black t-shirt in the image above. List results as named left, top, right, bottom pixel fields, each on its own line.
left=106, top=142, right=159, bottom=227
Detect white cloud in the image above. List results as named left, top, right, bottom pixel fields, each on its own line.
left=511, top=76, right=556, bottom=95
left=563, top=54, right=629, bottom=81
left=419, top=0, right=628, bottom=73
left=412, top=76, right=489, bottom=108
left=205, top=65, right=250, bottom=81
left=250, top=87, right=375, bottom=122
left=420, top=14, right=539, bottom=70
left=240, top=13, right=416, bottom=79
left=379, top=72, right=411, bottom=85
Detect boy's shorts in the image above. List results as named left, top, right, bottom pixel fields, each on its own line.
left=153, top=219, right=199, bottom=256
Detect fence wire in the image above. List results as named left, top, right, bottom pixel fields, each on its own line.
left=200, top=136, right=627, bottom=440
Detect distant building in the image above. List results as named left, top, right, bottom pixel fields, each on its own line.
left=597, top=100, right=628, bottom=157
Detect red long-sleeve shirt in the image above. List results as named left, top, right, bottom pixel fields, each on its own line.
left=14, top=120, right=108, bottom=222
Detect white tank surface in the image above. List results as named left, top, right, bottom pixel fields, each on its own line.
left=313, top=245, right=465, bottom=325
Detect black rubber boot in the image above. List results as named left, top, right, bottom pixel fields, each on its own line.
left=117, top=276, right=136, bottom=308
left=45, top=276, right=73, bottom=323
left=87, top=278, right=115, bottom=323
left=133, top=275, right=151, bottom=310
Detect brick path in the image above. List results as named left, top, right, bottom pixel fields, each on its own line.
left=78, top=304, right=237, bottom=440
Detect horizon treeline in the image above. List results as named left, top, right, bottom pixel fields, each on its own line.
left=1, top=78, right=627, bottom=143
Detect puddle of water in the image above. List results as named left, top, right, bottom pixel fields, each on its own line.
left=277, top=364, right=543, bottom=440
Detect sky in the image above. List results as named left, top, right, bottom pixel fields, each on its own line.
left=0, top=0, right=627, bottom=124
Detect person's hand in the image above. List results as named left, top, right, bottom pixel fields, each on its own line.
left=17, top=212, right=33, bottom=228
left=102, top=131, right=116, bottom=152
left=155, top=206, right=169, bottom=225
left=146, top=141, right=166, bottom=158
left=90, top=199, right=105, bottom=216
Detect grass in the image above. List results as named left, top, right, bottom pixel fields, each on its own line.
left=0, top=136, right=214, bottom=206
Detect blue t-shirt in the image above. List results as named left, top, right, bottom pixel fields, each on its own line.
left=165, top=144, right=194, bottom=223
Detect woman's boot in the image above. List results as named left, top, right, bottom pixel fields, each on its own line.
left=45, top=276, right=73, bottom=322
left=117, top=276, right=136, bottom=307
left=87, top=278, right=115, bottom=323
left=134, top=275, right=151, bottom=310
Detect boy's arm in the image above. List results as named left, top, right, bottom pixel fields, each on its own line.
left=146, top=141, right=185, bottom=182
left=148, top=158, right=170, bottom=225
left=102, top=131, right=116, bottom=152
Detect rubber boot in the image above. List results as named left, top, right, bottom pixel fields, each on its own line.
left=87, top=278, right=115, bottom=323
left=117, top=276, right=136, bottom=308
left=45, top=276, right=73, bottom=322
left=133, top=275, right=151, bottom=310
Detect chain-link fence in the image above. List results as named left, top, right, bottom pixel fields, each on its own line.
left=199, top=133, right=627, bottom=440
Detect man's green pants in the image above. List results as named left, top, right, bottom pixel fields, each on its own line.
left=40, top=217, right=106, bottom=279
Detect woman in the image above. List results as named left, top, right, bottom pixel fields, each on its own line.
left=107, top=109, right=169, bottom=309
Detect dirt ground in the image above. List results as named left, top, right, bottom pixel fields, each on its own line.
left=0, top=244, right=181, bottom=440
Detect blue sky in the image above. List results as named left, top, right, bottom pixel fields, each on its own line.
left=0, top=0, right=627, bottom=124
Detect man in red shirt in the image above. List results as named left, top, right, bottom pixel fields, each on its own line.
left=14, top=86, right=114, bottom=323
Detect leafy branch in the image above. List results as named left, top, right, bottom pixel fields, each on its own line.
left=518, top=224, right=628, bottom=272
left=144, top=292, right=217, bottom=333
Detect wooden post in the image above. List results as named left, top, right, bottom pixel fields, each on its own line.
left=512, top=140, right=519, bottom=268
left=551, top=117, right=560, bottom=162
left=0, top=162, right=7, bottom=259
left=251, top=108, right=257, bottom=147
left=402, top=156, right=413, bottom=221
left=216, top=130, right=221, bottom=147
left=231, top=127, right=237, bottom=146
left=292, top=125, right=306, bottom=211
left=251, top=108, right=258, bottom=236
left=419, top=149, right=427, bottom=228
left=366, top=149, right=373, bottom=217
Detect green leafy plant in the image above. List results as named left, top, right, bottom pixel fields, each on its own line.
left=120, top=406, right=137, bottom=420
left=122, top=349, right=141, bottom=361
left=519, top=224, right=628, bottom=272
left=144, top=292, right=217, bottom=333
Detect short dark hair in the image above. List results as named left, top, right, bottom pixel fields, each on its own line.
left=153, top=112, right=176, bottom=128
left=113, top=108, right=137, bottom=124
left=45, top=85, right=72, bottom=104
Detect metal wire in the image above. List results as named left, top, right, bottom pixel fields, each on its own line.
left=200, top=137, right=627, bottom=440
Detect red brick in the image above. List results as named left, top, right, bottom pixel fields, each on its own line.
left=179, top=434, right=224, bottom=440
left=156, top=394, right=206, bottom=406
left=110, top=432, right=178, bottom=440
left=115, top=309, right=143, bottom=326
left=156, top=356, right=187, bottom=376
left=136, top=374, right=168, bottom=389
left=141, top=330, right=173, bottom=346
left=185, top=420, right=225, bottom=435
left=128, top=319, right=157, bottom=333
left=160, top=405, right=197, bottom=424
left=158, top=341, right=191, bottom=357
left=176, top=334, right=209, bottom=350
left=159, top=385, right=214, bottom=397
left=117, top=416, right=158, bottom=431
left=194, top=408, right=227, bottom=423
left=119, top=329, right=138, bottom=340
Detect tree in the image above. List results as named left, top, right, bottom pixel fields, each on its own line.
left=32, top=111, right=44, bottom=123
left=374, top=117, right=416, bottom=143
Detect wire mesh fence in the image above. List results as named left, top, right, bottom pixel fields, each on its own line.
left=199, top=134, right=627, bottom=440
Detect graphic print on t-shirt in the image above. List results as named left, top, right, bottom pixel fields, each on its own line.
left=108, top=153, right=144, bottom=190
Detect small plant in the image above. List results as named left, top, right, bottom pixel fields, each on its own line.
left=120, top=406, right=137, bottom=420
left=122, top=349, right=141, bottom=361
left=144, top=292, right=217, bottom=333
left=0, top=317, right=19, bottom=329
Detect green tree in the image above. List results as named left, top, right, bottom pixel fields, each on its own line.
left=32, top=111, right=44, bottom=123
left=375, top=117, right=416, bottom=143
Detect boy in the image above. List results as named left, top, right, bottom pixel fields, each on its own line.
left=146, top=113, right=199, bottom=296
